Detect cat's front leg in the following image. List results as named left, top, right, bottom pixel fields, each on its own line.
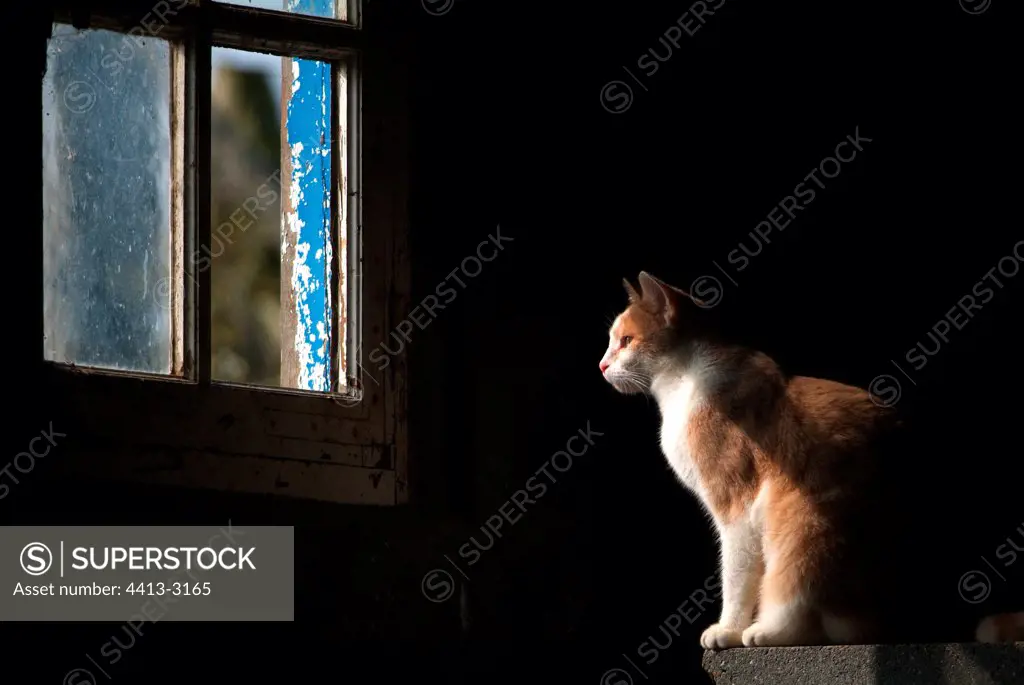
left=700, top=519, right=763, bottom=649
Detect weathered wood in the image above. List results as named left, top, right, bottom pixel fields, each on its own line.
left=330, top=60, right=347, bottom=391
left=59, top=441, right=397, bottom=505
left=194, top=22, right=213, bottom=384
left=170, top=43, right=187, bottom=376
left=52, top=1, right=364, bottom=59
left=280, top=50, right=333, bottom=392
left=279, top=56, right=299, bottom=390
left=42, top=0, right=409, bottom=505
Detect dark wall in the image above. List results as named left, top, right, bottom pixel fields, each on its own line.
left=410, top=0, right=1023, bottom=676
left=8, top=1, right=1023, bottom=684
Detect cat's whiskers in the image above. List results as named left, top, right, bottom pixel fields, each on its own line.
left=622, top=370, right=652, bottom=391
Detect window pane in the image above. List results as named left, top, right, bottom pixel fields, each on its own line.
left=217, top=0, right=351, bottom=21
left=211, top=48, right=283, bottom=387
left=43, top=24, right=173, bottom=374
left=211, top=49, right=338, bottom=393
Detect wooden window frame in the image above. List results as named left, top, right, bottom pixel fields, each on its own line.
left=42, top=0, right=410, bottom=505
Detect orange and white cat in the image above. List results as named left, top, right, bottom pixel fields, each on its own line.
left=599, top=271, right=1023, bottom=648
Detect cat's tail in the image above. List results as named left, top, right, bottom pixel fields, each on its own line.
left=976, top=612, right=1024, bottom=643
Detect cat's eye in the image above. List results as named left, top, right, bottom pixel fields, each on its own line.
left=620, top=336, right=633, bottom=347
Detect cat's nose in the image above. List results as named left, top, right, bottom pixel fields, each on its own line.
left=599, top=360, right=610, bottom=373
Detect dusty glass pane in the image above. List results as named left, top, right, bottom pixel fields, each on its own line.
left=42, top=23, right=172, bottom=374
left=217, top=0, right=348, bottom=21
left=211, top=47, right=283, bottom=386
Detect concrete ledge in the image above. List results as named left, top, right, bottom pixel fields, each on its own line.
left=702, top=643, right=1024, bottom=685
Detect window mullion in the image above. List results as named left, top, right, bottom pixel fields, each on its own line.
left=191, top=23, right=213, bottom=383
left=171, top=42, right=187, bottom=376
left=345, top=54, right=362, bottom=392
left=330, top=61, right=343, bottom=394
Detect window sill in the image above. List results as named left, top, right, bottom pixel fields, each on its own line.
left=44, top=361, right=406, bottom=505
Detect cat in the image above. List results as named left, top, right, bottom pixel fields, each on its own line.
left=599, top=271, right=1024, bottom=648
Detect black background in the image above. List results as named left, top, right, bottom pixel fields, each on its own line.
left=7, top=0, right=1023, bottom=683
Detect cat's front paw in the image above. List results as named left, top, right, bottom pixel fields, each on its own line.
left=741, top=622, right=793, bottom=647
left=700, top=623, right=744, bottom=649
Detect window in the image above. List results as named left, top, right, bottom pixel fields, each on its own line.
left=41, top=0, right=409, bottom=505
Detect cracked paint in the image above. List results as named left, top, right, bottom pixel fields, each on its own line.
left=286, top=0, right=337, bottom=18
left=284, top=37, right=333, bottom=392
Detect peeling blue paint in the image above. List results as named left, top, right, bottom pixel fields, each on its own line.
left=285, top=0, right=335, bottom=16
left=285, top=3, right=333, bottom=391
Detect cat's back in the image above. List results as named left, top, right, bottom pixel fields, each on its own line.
left=785, top=374, right=897, bottom=440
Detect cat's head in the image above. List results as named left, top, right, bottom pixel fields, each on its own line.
left=599, top=271, right=712, bottom=394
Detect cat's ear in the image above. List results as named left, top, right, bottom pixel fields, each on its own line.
left=637, top=271, right=692, bottom=323
left=622, top=277, right=642, bottom=304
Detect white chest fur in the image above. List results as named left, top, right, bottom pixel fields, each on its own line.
left=654, top=375, right=707, bottom=497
